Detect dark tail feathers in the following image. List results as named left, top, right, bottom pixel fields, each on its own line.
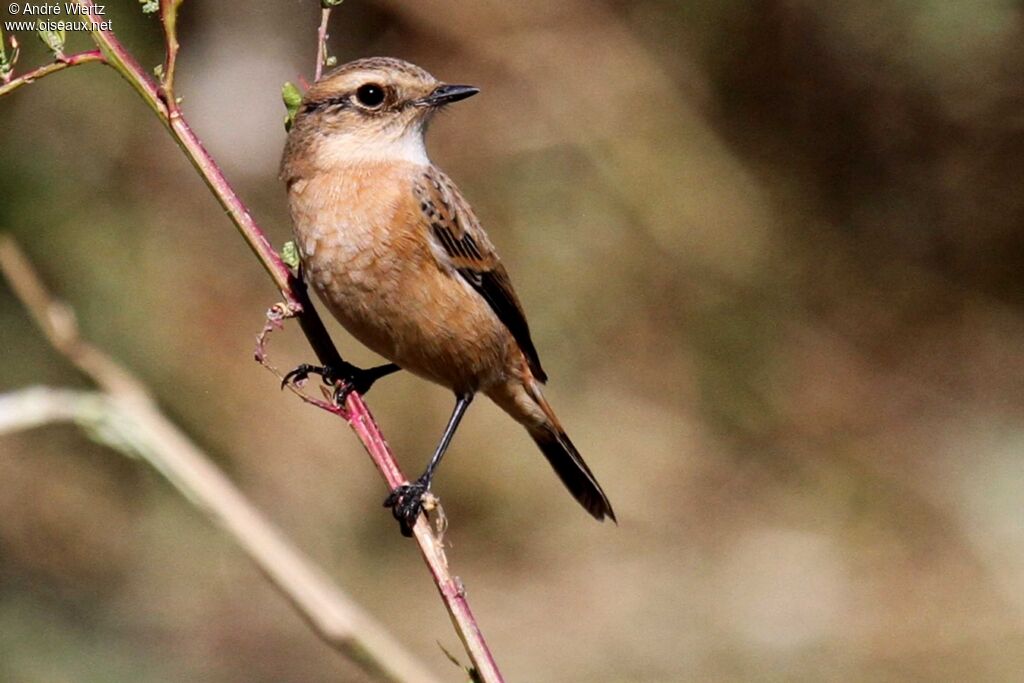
left=531, top=427, right=616, bottom=523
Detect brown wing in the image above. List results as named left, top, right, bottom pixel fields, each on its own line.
left=413, top=167, right=548, bottom=383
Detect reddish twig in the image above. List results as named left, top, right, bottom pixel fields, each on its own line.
left=75, top=2, right=298, bottom=303
left=0, top=50, right=106, bottom=97
left=158, top=0, right=183, bottom=108
left=315, top=7, right=332, bottom=81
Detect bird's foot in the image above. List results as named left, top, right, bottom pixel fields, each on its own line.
left=384, top=478, right=434, bottom=537
left=281, top=362, right=335, bottom=389
left=281, top=362, right=399, bottom=404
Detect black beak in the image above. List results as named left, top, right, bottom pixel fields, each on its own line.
left=416, top=84, right=480, bottom=107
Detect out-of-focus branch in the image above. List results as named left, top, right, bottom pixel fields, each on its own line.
left=0, top=237, right=441, bottom=683
left=0, top=387, right=106, bottom=433
left=0, top=234, right=147, bottom=400
left=0, top=50, right=106, bottom=97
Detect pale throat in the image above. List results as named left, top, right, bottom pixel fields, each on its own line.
left=316, top=124, right=430, bottom=167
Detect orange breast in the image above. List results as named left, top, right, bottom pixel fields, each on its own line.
left=288, top=161, right=518, bottom=393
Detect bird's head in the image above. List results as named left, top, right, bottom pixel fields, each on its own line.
left=285, top=57, right=479, bottom=168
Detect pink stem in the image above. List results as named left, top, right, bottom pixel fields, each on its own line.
left=0, top=50, right=106, bottom=97
left=346, top=395, right=504, bottom=682
left=315, top=8, right=331, bottom=82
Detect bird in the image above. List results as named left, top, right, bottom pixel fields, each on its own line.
left=280, top=57, right=614, bottom=535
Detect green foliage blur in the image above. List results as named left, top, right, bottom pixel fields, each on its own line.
left=2, top=1, right=1024, bottom=681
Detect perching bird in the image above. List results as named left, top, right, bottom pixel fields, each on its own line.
left=281, top=57, right=614, bottom=535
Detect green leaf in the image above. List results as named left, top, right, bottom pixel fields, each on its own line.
left=0, top=31, right=14, bottom=82
left=35, top=20, right=65, bottom=59
left=281, top=241, right=300, bottom=270
left=281, top=81, right=303, bottom=132
left=437, top=642, right=483, bottom=683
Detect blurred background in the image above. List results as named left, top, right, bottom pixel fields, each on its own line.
left=2, top=1, right=1024, bottom=681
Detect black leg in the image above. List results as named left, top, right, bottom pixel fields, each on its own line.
left=282, top=361, right=401, bottom=402
left=384, top=393, right=474, bottom=536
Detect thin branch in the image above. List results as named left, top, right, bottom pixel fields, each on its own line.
left=158, top=0, right=183, bottom=107
left=0, top=238, right=442, bottom=683
left=70, top=3, right=296, bottom=300
left=315, top=6, right=332, bottom=81
left=0, top=50, right=106, bottom=98
left=0, top=233, right=147, bottom=400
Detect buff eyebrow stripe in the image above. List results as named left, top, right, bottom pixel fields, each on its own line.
left=302, top=96, right=351, bottom=114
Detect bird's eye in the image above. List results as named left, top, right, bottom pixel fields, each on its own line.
left=355, top=83, right=386, bottom=108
